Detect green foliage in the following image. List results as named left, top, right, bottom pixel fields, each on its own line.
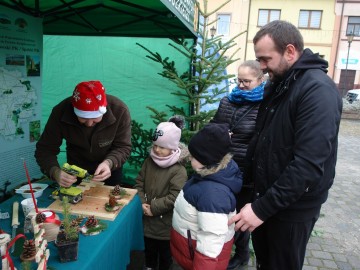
left=85, top=222, right=107, bottom=234
left=60, top=196, right=79, bottom=242
left=311, top=229, right=324, bottom=237
left=20, top=261, right=32, bottom=270
left=20, top=261, right=55, bottom=270
left=129, top=0, right=246, bottom=170
left=146, top=107, right=169, bottom=125
left=127, top=120, right=153, bottom=170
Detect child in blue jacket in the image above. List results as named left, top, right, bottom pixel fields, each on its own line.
left=171, top=123, right=243, bottom=270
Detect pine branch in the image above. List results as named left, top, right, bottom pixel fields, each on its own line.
left=133, top=0, right=246, bottom=150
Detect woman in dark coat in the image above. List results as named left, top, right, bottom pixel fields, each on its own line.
left=211, top=60, right=266, bottom=269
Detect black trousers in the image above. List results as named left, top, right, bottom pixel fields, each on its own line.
left=233, top=187, right=253, bottom=258
left=144, top=236, right=172, bottom=270
left=252, top=212, right=319, bottom=270
left=233, top=230, right=250, bottom=258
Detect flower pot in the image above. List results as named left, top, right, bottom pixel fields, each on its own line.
left=55, top=233, right=79, bottom=263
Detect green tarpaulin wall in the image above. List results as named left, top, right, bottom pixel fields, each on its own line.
left=43, top=35, right=193, bottom=183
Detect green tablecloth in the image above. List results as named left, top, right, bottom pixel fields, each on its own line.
left=0, top=184, right=144, bottom=270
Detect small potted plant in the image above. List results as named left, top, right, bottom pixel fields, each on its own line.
left=55, top=196, right=80, bottom=262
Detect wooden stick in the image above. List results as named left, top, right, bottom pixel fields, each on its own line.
left=23, top=160, right=39, bottom=213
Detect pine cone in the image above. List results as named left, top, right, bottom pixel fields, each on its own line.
left=70, top=220, right=78, bottom=228
left=71, top=216, right=84, bottom=228
left=22, top=239, right=36, bottom=259
left=85, top=215, right=98, bottom=228
left=35, top=213, right=46, bottom=224
left=109, top=195, right=117, bottom=207
left=111, top=185, right=121, bottom=195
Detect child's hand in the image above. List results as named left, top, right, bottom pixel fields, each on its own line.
left=142, top=203, right=153, bottom=216
left=142, top=203, right=149, bottom=212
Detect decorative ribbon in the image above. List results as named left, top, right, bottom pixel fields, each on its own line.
left=39, top=210, right=61, bottom=226
left=2, top=233, right=26, bottom=270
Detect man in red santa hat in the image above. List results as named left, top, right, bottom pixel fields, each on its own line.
left=35, top=80, right=131, bottom=187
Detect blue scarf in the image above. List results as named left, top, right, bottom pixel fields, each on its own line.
left=228, top=81, right=266, bottom=104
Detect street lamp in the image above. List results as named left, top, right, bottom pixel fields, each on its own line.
left=344, top=32, right=355, bottom=96
left=210, top=26, right=216, bottom=38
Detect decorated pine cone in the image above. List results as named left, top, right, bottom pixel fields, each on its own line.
left=85, top=215, right=98, bottom=228
left=111, top=185, right=121, bottom=195
left=22, top=239, right=36, bottom=259
left=35, top=213, right=46, bottom=224
left=109, top=195, right=117, bottom=207
left=71, top=216, right=84, bottom=228
left=70, top=219, right=79, bottom=228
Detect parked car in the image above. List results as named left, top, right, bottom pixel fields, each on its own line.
left=346, top=89, right=360, bottom=103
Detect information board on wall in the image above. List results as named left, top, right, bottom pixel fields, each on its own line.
left=338, top=49, right=360, bottom=70
left=0, top=7, right=43, bottom=193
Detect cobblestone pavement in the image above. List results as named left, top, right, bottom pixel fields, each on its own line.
left=242, top=119, right=360, bottom=270
left=302, top=119, right=360, bottom=270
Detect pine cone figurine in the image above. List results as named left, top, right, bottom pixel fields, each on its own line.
left=21, top=239, right=36, bottom=260
left=35, top=213, right=46, bottom=224
left=109, top=195, right=117, bottom=207
left=111, top=185, right=121, bottom=195
left=85, top=215, right=98, bottom=228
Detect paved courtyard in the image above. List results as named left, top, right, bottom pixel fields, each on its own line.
left=243, top=118, right=360, bottom=270
left=303, top=119, right=360, bottom=270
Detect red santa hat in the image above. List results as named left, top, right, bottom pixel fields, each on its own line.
left=72, top=81, right=107, bottom=118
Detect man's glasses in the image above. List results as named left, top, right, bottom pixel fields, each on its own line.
left=237, top=78, right=253, bottom=87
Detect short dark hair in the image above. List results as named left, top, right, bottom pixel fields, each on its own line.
left=253, top=20, right=304, bottom=54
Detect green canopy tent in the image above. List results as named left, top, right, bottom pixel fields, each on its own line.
left=0, top=0, right=197, bottom=38
left=0, top=0, right=198, bottom=193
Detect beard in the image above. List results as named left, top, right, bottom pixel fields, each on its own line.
left=268, top=58, right=290, bottom=83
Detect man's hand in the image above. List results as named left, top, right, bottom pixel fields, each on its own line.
left=53, top=167, right=77, bottom=187
left=92, top=160, right=112, bottom=182
left=228, top=203, right=264, bottom=232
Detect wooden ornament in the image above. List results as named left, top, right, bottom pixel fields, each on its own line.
left=0, top=233, right=11, bottom=270
left=30, top=209, right=61, bottom=242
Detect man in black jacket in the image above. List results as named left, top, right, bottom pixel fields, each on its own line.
left=229, top=20, right=342, bottom=270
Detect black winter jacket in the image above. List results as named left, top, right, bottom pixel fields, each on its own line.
left=250, top=49, right=342, bottom=222
left=212, top=97, right=260, bottom=186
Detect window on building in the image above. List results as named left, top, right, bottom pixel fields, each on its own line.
left=257, top=9, right=280, bottom=27
left=298, top=10, right=322, bottom=29
left=347, top=17, right=360, bottom=36
left=217, top=14, right=231, bottom=36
